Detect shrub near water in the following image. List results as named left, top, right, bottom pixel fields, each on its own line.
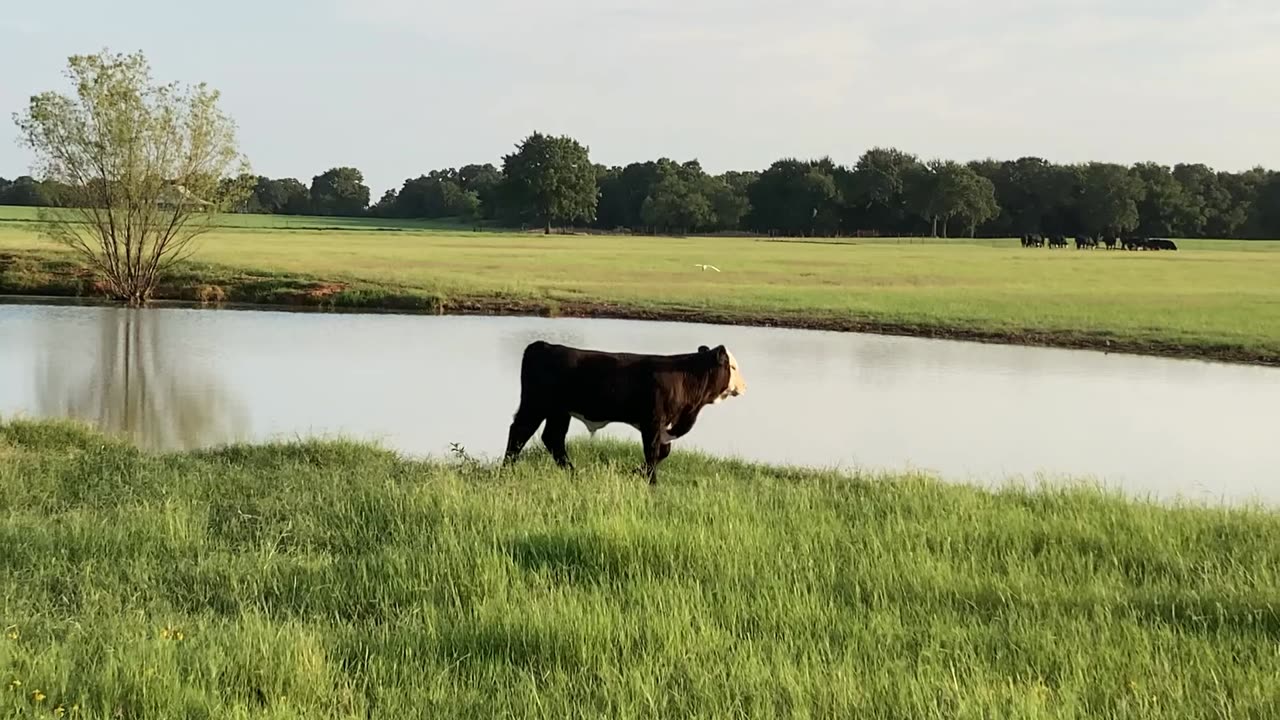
left=1, top=420, right=1278, bottom=718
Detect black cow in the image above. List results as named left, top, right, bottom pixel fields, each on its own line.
left=1048, top=235, right=1068, bottom=249
left=503, top=341, right=747, bottom=484
left=1149, top=238, right=1178, bottom=251
left=1102, top=236, right=1117, bottom=250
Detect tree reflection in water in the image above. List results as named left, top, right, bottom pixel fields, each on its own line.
left=35, top=307, right=249, bottom=451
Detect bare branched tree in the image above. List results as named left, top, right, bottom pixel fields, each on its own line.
left=13, top=49, right=252, bottom=305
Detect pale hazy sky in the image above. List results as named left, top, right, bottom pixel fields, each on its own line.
left=2, top=0, right=1277, bottom=194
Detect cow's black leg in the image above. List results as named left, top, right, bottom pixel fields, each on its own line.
left=640, top=426, right=663, bottom=485
left=541, top=412, right=573, bottom=470
left=666, top=408, right=700, bottom=441
left=504, top=406, right=542, bottom=464
left=635, top=443, right=673, bottom=480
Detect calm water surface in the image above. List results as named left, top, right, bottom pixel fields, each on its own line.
left=1, top=303, right=1277, bottom=504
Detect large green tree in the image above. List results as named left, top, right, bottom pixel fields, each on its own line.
left=1131, top=163, right=1203, bottom=237
left=309, top=167, right=369, bottom=216
left=13, top=49, right=251, bottom=305
left=972, top=155, right=1064, bottom=234
left=596, top=161, right=662, bottom=230
left=0, top=175, right=51, bottom=206
left=639, top=162, right=716, bottom=234
left=393, top=170, right=477, bottom=219
left=457, top=163, right=501, bottom=218
left=1250, top=172, right=1280, bottom=238
left=1217, top=168, right=1266, bottom=238
left=904, top=160, right=995, bottom=237
left=708, top=173, right=752, bottom=231
left=746, top=159, right=840, bottom=236
left=1170, top=163, right=1258, bottom=237
left=369, top=188, right=399, bottom=218
left=844, top=147, right=920, bottom=233
left=251, top=176, right=310, bottom=215
left=500, top=132, right=597, bottom=233
left=1077, top=163, right=1144, bottom=236
left=956, top=171, right=1000, bottom=238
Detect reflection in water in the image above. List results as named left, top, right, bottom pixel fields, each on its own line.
left=33, top=307, right=249, bottom=451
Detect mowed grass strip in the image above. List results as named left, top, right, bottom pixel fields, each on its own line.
left=2, top=210, right=1279, bottom=363
left=1, top=419, right=1278, bottom=718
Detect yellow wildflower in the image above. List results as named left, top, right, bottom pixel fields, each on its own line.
left=160, top=627, right=171, bottom=640
left=54, top=706, right=66, bottom=717
left=8, top=679, right=20, bottom=690
left=33, top=689, right=46, bottom=702
left=175, top=630, right=185, bottom=641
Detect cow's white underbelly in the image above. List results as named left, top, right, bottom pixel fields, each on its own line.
left=572, top=413, right=675, bottom=443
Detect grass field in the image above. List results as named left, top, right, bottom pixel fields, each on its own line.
left=1, top=419, right=1278, bottom=718
left=0, top=205, right=472, bottom=232
left=2, top=206, right=1279, bottom=364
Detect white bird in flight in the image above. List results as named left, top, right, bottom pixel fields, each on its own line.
left=694, top=264, right=721, bottom=272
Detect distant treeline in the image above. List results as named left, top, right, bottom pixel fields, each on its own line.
left=7, top=138, right=1280, bottom=238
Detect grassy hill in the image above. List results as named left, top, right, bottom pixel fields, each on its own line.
left=2, top=419, right=1277, bottom=718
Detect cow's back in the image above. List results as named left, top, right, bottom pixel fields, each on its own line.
left=518, top=341, right=697, bottom=424
left=520, top=342, right=638, bottom=410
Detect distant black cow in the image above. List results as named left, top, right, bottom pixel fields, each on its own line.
left=1122, top=237, right=1145, bottom=251
left=1102, top=236, right=1117, bottom=250
left=1048, top=235, right=1068, bottom=249
left=503, top=341, right=747, bottom=484
left=1074, top=235, right=1097, bottom=249
left=1149, top=238, right=1178, bottom=251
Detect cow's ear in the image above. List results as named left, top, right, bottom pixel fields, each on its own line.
left=698, top=345, right=710, bottom=353
left=714, top=346, right=728, bottom=361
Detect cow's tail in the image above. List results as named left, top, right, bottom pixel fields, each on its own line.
left=516, top=341, right=552, bottom=396
left=520, top=340, right=547, bottom=371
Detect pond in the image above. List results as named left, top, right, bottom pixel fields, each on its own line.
left=1, top=301, right=1277, bottom=505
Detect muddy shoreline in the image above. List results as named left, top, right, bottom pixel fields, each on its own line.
left=2, top=284, right=1274, bottom=367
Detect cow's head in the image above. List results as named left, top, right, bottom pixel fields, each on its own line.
left=699, top=345, right=746, bottom=402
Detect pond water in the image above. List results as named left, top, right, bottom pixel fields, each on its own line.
left=1, top=302, right=1277, bottom=505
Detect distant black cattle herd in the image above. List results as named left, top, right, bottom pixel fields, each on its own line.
left=1020, top=234, right=1178, bottom=251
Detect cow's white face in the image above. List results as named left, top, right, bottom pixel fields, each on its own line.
left=715, top=348, right=746, bottom=402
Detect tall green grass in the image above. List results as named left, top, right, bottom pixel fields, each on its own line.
left=2, top=419, right=1277, bottom=718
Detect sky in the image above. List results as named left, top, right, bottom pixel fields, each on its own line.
left=1, top=0, right=1277, bottom=194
